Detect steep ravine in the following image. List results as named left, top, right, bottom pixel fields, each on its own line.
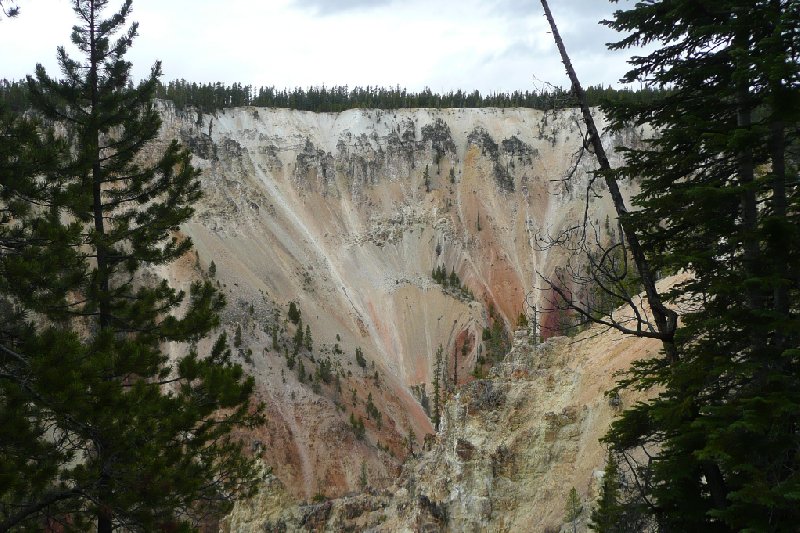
left=150, top=104, right=646, bottom=501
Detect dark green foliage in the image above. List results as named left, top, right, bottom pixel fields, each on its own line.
left=423, top=164, right=431, bottom=192
left=432, top=345, right=443, bottom=431
left=0, top=1, right=262, bottom=529
left=292, top=318, right=304, bottom=356
left=297, top=359, right=305, bottom=383
left=359, top=462, right=368, bottom=491
left=431, top=264, right=473, bottom=300
left=272, top=326, right=279, bottom=350
left=589, top=452, right=622, bottom=532
left=599, top=1, right=800, bottom=531
left=287, top=301, right=301, bottom=324
left=304, top=324, right=312, bottom=351
left=234, top=323, right=243, bottom=348
left=144, top=79, right=671, bottom=114
left=208, top=259, right=217, bottom=278
left=1, top=78, right=673, bottom=116
left=565, top=487, right=582, bottom=533
left=449, top=167, right=456, bottom=184
left=355, top=346, right=367, bottom=369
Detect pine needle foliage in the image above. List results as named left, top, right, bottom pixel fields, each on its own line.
left=601, top=1, right=800, bottom=530
left=0, top=1, right=263, bottom=530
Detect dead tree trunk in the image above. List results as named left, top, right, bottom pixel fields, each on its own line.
left=539, top=0, right=678, bottom=362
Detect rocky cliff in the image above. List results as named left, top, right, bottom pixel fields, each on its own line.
left=151, top=104, right=646, bottom=501
left=220, top=321, right=662, bottom=532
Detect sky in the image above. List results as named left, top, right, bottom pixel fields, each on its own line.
left=0, top=0, right=641, bottom=94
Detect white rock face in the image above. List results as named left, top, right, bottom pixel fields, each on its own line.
left=151, top=103, right=645, bottom=499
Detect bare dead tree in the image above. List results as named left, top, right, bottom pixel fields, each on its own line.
left=538, top=0, right=678, bottom=362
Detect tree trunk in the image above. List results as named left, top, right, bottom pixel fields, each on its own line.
left=734, top=30, right=761, bottom=319
left=539, top=0, right=678, bottom=362
left=88, top=4, right=113, bottom=531
left=97, top=510, right=113, bottom=533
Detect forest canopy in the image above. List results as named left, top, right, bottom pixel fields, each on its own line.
left=0, top=77, right=670, bottom=114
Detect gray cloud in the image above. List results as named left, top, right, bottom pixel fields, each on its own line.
left=293, top=0, right=394, bottom=16
left=492, top=0, right=618, bottom=20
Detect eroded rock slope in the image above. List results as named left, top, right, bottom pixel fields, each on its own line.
left=221, top=323, right=661, bottom=532
left=151, top=104, right=644, bottom=499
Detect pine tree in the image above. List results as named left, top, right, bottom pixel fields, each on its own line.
left=234, top=323, right=243, bottom=348
left=564, top=487, right=582, bottom=533
left=287, top=301, right=301, bottom=324
left=305, top=324, right=312, bottom=351
left=0, top=73, right=75, bottom=532
left=599, top=1, right=800, bottom=530
left=293, top=317, right=304, bottom=355
left=359, top=461, right=368, bottom=491
left=432, top=344, right=443, bottom=430
left=589, top=452, right=622, bottom=533
left=355, top=346, right=367, bottom=371
left=0, top=1, right=261, bottom=529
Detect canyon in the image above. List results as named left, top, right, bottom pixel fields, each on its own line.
left=150, top=103, right=649, bottom=525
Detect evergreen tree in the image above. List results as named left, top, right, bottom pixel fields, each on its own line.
left=0, top=1, right=261, bottom=530
left=432, top=344, right=443, bottom=430
left=234, top=323, right=243, bottom=348
left=355, top=346, right=367, bottom=370
left=359, top=461, right=368, bottom=491
left=407, top=427, right=416, bottom=455
left=589, top=452, right=622, bottom=533
left=0, top=58, right=73, bottom=533
left=292, top=317, right=304, bottom=355
left=564, top=487, right=582, bottom=533
left=287, top=301, right=301, bottom=324
left=304, top=323, right=312, bottom=351
left=599, top=1, right=800, bottom=530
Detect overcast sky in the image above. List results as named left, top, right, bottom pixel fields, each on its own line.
left=0, top=0, right=640, bottom=94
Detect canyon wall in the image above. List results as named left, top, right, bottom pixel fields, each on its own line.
left=151, top=104, right=645, bottom=499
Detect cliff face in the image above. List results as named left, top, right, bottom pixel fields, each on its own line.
left=152, top=104, right=644, bottom=500
left=220, top=323, right=662, bottom=533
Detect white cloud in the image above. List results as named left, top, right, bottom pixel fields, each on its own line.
left=0, top=0, right=639, bottom=93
